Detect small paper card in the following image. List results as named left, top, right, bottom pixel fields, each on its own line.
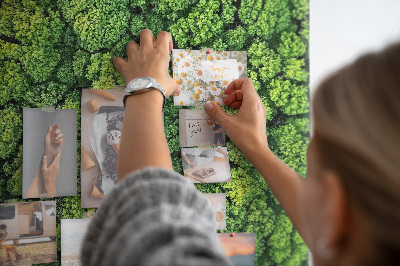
left=182, top=147, right=231, bottom=183
left=206, top=193, right=227, bottom=230
left=179, top=109, right=225, bottom=147
left=173, top=49, right=247, bottom=106
left=0, top=202, right=57, bottom=265
left=218, top=233, right=257, bottom=266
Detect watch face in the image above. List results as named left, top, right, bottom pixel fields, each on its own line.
left=131, top=77, right=151, bottom=89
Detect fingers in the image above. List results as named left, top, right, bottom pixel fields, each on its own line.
left=126, top=41, right=139, bottom=58
left=171, top=85, right=182, bottom=96
left=205, top=102, right=231, bottom=128
left=58, top=139, right=64, bottom=147
left=140, top=29, right=156, bottom=52
left=55, top=133, right=63, bottom=142
left=155, top=31, right=173, bottom=53
left=225, top=78, right=256, bottom=96
left=223, top=90, right=243, bottom=108
left=113, top=57, right=127, bottom=73
left=52, top=124, right=59, bottom=133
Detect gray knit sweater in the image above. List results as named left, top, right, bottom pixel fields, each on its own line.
left=81, top=167, right=232, bottom=266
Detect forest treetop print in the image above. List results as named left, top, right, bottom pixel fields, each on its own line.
left=0, top=0, right=310, bottom=265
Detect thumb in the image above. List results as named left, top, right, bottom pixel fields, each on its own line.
left=205, top=102, right=231, bottom=128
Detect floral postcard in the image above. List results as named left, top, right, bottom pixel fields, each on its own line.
left=172, top=49, right=247, bottom=106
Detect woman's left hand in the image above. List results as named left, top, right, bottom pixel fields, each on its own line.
left=113, top=29, right=179, bottom=97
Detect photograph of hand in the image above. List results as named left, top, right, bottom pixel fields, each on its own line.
left=26, top=124, right=63, bottom=198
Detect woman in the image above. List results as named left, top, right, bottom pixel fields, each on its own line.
left=0, top=224, right=22, bottom=263
left=201, top=114, right=224, bottom=146
left=81, top=29, right=400, bottom=265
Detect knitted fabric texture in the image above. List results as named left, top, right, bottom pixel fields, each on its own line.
left=81, top=167, right=232, bottom=266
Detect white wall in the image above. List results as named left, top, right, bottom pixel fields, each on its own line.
left=309, top=0, right=400, bottom=131
left=308, top=1, right=400, bottom=263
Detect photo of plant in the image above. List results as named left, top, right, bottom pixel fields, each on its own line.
left=61, top=219, right=92, bottom=265
left=173, top=49, right=247, bottom=106
left=81, top=89, right=124, bottom=208
left=0, top=0, right=309, bottom=264
left=219, top=233, right=257, bottom=266
left=182, top=147, right=231, bottom=183
left=0, top=202, right=57, bottom=265
left=22, top=109, right=77, bottom=198
left=179, top=109, right=225, bottom=147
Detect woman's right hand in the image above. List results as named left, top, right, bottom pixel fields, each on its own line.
left=205, top=78, right=269, bottom=156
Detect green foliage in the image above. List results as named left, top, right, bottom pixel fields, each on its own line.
left=86, top=52, right=125, bottom=89
left=169, top=0, right=227, bottom=48
left=239, top=0, right=292, bottom=40
left=0, top=106, right=22, bottom=159
left=58, top=0, right=131, bottom=52
left=225, top=26, right=248, bottom=51
left=278, top=31, right=306, bottom=59
left=0, top=60, right=30, bottom=105
left=269, top=78, right=309, bottom=115
left=269, top=118, right=310, bottom=176
left=0, top=0, right=310, bottom=264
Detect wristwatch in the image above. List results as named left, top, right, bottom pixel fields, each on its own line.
left=123, top=77, right=166, bottom=109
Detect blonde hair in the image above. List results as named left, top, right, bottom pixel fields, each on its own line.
left=312, top=43, right=400, bottom=263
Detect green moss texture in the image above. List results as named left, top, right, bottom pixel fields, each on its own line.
left=0, top=0, right=310, bottom=265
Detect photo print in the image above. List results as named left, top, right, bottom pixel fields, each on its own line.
left=23, top=108, right=77, bottom=198
left=172, top=49, right=247, bottom=106
left=219, top=233, right=257, bottom=266
left=0, top=201, right=57, bottom=265
left=179, top=109, right=225, bottom=147
left=206, top=193, right=227, bottom=230
left=61, top=219, right=92, bottom=265
left=81, top=89, right=124, bottom=208
left=181, top=147, right=231, bottom=183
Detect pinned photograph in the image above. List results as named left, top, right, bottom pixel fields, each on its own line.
left=181, top=147, right=231, bottom=183
left=172, top=49, right=247, bottom=106
left=219, top=233, right=257, bottom=266
left=23, top=108, right=77, bottom=198
left=0, top=201, right=57, bottom=265
left=61, top=219, right=92, bottom=265
left=206, top=193, right=226, bottom=230
left=81, top=89, right=124, bottom=208
left=179, top=109, right=225, bottom=147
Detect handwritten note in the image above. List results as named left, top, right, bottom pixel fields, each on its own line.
left=188, top=121, right=202, bottom=137
left=199, top=59, right=239, bottom=81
